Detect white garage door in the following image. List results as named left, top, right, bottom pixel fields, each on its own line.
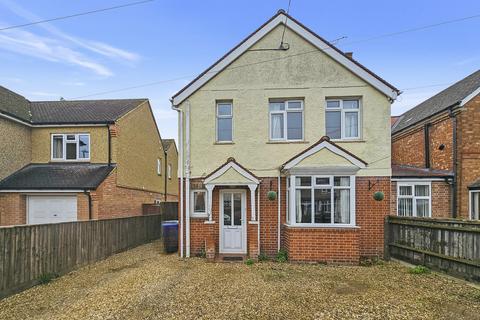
left=27, top=196, right=77, bottom=225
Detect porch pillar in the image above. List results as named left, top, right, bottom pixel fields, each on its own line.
left=248, top=184, right=257, bottom=221
left=205, top=184, right=215, bottom=222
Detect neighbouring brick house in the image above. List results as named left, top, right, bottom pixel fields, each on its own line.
left=0, top=86, right=177, bottom=226
left=171, top=11, right=400, bottom=263
left=391, top=69, right=480, bottom=220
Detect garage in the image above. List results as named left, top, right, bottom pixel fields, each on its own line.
left=27, top=196, right=77, bottom=225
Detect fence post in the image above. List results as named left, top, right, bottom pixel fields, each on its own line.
left=384, top=215, right=391, bottom=261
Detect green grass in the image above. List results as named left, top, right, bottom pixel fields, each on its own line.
left=38, top=273, right=58, bottom=285
left=409, top=265, right=431, bottom=274
left=245, top=258, right=255, bottom=266
left=276, top=249, right=288, bottom=263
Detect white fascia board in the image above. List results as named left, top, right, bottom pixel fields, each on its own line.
left=0, top=189, right=84, bottom=193
left=0, top=112, right=31, bottom=127
left=172, top=13, right=397, bottom=106
left=283, top=141, right=366, bottom=170
left=204, top=162, right=259, bottom=185
left=460, top=86, right=480, bottom=106
left=391, top=178, right=449, bottom=182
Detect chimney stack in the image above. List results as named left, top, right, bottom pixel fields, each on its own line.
left=345, top=52, right=353, bottom=59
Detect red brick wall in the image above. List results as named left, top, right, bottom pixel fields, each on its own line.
left=428, top=118, right=454, bottom=171
left=457, top=95, right=480, bottom=218
left=182, top=175, right=390, bottom=263
left=92, top=170, right=164, bottom=220
left=392, top=128, right=425, bottom=167
left=391, top=181, right=451, bottom=218
left=283, top=226, right=360, bottom=264
left=0, top=194, right=26, bottom=226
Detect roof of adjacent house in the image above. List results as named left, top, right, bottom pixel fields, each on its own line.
left=392, top=69, right=480, bottom=134
left=0, top=86, right=147, bottom=125
left=392, top=164, right=453, bottom=178
left=161, top=139, right=176, bottom=151
left=171, top=10, right=399, bottom=105
left=0, top=164, right=115, bottom=190
left=0, top=86, right=31, bottom=122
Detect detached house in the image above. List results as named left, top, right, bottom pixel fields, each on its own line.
left=0, top=86, right=177, bottom=226
left=171, top=11, right=399, bottom=263
left=392, top=70, right=480, bottom=220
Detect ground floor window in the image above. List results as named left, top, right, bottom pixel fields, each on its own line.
left=470, top=191, right=480, bottom=220
left=289, top=175, right=355, bottom=226
left=191, top=190, right=206, bottom=217
left=397, top=182, right=431, bottom=217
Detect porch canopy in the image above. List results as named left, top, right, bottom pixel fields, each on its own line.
left=203, top=157, right=260, bottom=222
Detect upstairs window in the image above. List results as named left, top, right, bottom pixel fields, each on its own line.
left=168, top=164, right=172, bottom=179
left=51, top=134, right=90, bottom=161
left=325, top=99, right=361, bottom=140
left=157, top=159, right=162, bottom=175
left=397, top=183, right=431, bottom=217
left=216, top=102, right=233, bottom=142
left=269, top=100, right=303, bottom=141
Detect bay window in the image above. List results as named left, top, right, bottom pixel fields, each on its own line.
left=289, top=175, right=355, bottom=226
left=325, top=99, right=361, bottom=140
left=269, top=100, right=304, bottom=141
left=51, top=134, right=90, bottom=161
left=397, top=182, right=431, bottom=217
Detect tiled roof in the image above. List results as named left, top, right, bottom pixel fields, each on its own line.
left=0, top=85, right=147, bottom=124
left=30, top=99, right=147, bottom=124
left=0, top=86, right=31, bottom=122
left=0, top=164, right=115, bottom=190
left=393, top=69, right=480, bottom=134
left=392, top=164, right=453, bottom=178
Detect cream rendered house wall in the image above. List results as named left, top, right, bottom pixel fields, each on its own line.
left=178, top=25, right=391, bottom=177
left=0, top=118, right=31, bottom=180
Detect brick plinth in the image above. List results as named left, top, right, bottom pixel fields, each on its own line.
left=248, top=222, right=259, bottom=259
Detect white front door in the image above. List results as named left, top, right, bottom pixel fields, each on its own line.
left=27, top=195, right=77, bottom=225
left=220, top=190, right=246, bottom=254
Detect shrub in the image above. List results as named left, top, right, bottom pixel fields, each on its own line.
left=409, top=265, right=431, bottom=274
left=38, top=273, right=58, bottom=285
left=258, top=252, right=269, bottom=262
left=245, top=258, right=255, bottom=266
left=276, top=249, right=288, bottom=263
left=196, top=248, right=206, bottom=258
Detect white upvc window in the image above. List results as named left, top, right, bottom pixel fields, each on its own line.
left=469, top=190, right=480, bottom=220
left=216, top=102, right=233, bottom=142
left=325, top=98, right=361, bottom=140
left=157, top=159, right=162, bottom=175
left=397, top=182, right=431, bottom=217
left=288, top=175, right=355, bottom=227
left=51, top=133, right=90, bottom=161
left=168, top=164, right=172, bottom=179
left=269, top=100, right=304, bottom=141
left=191, top=189, right=207, bottom=217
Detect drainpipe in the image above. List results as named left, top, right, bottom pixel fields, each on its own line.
left=84, top=189, right=92, bottom=220
left=449, top=107, right=458, bottom=218
left=185, top=101, right=191, bottom=257
left=257, top=180, right=261, bottom=254
left=424, top=123, right=431, bottom=168
left=107, top=125, right=112, bottom=166
left=171, top=100, right=184, bottom=258
left=164, top=149, right=168, bottom=201
left=277, top=173, right=281, bottom=252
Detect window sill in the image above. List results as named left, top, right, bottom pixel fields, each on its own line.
left=284, top=223, right=359, bottom=229
left=214, top=142, right=234, bottom=145
left=266, top=140, right=309, bottom=144
left=191, top=214, right=208, bottom=219
left=50, top=159, right=90, bottom=163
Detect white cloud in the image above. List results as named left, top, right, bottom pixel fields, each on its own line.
left=0, top=0, right=140, bottom=75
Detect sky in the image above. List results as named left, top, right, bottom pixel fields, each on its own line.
left=0, top=0, right=479, bottom=141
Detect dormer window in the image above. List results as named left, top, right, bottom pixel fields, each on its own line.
left=51, top=134, right=90, bottom=161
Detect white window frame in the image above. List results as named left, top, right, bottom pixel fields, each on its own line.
left=325, top=98, right=361, bottom=140
left=168, top=164, right=172, bottom=179
left=51, top=133, right=90, bottom=161
left=469, top=190, right=480, bottom=220
left=191, top=189, right=207, bottom=217
left=287, top=175, right=356, bottom=227
left=216, top=101, right=233, bottom=143
left=269, top=99, right=304, bottom=141
left=396, top=182, right=431, bottom=217
left=157, top=159, right=162, bottom=175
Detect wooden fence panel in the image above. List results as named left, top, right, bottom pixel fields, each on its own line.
left=0, top=214, right=165, bottom=299
left=386, top=216, right=480, bottom=281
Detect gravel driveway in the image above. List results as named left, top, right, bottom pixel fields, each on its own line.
left=0, top=241, right=479, bottom=320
